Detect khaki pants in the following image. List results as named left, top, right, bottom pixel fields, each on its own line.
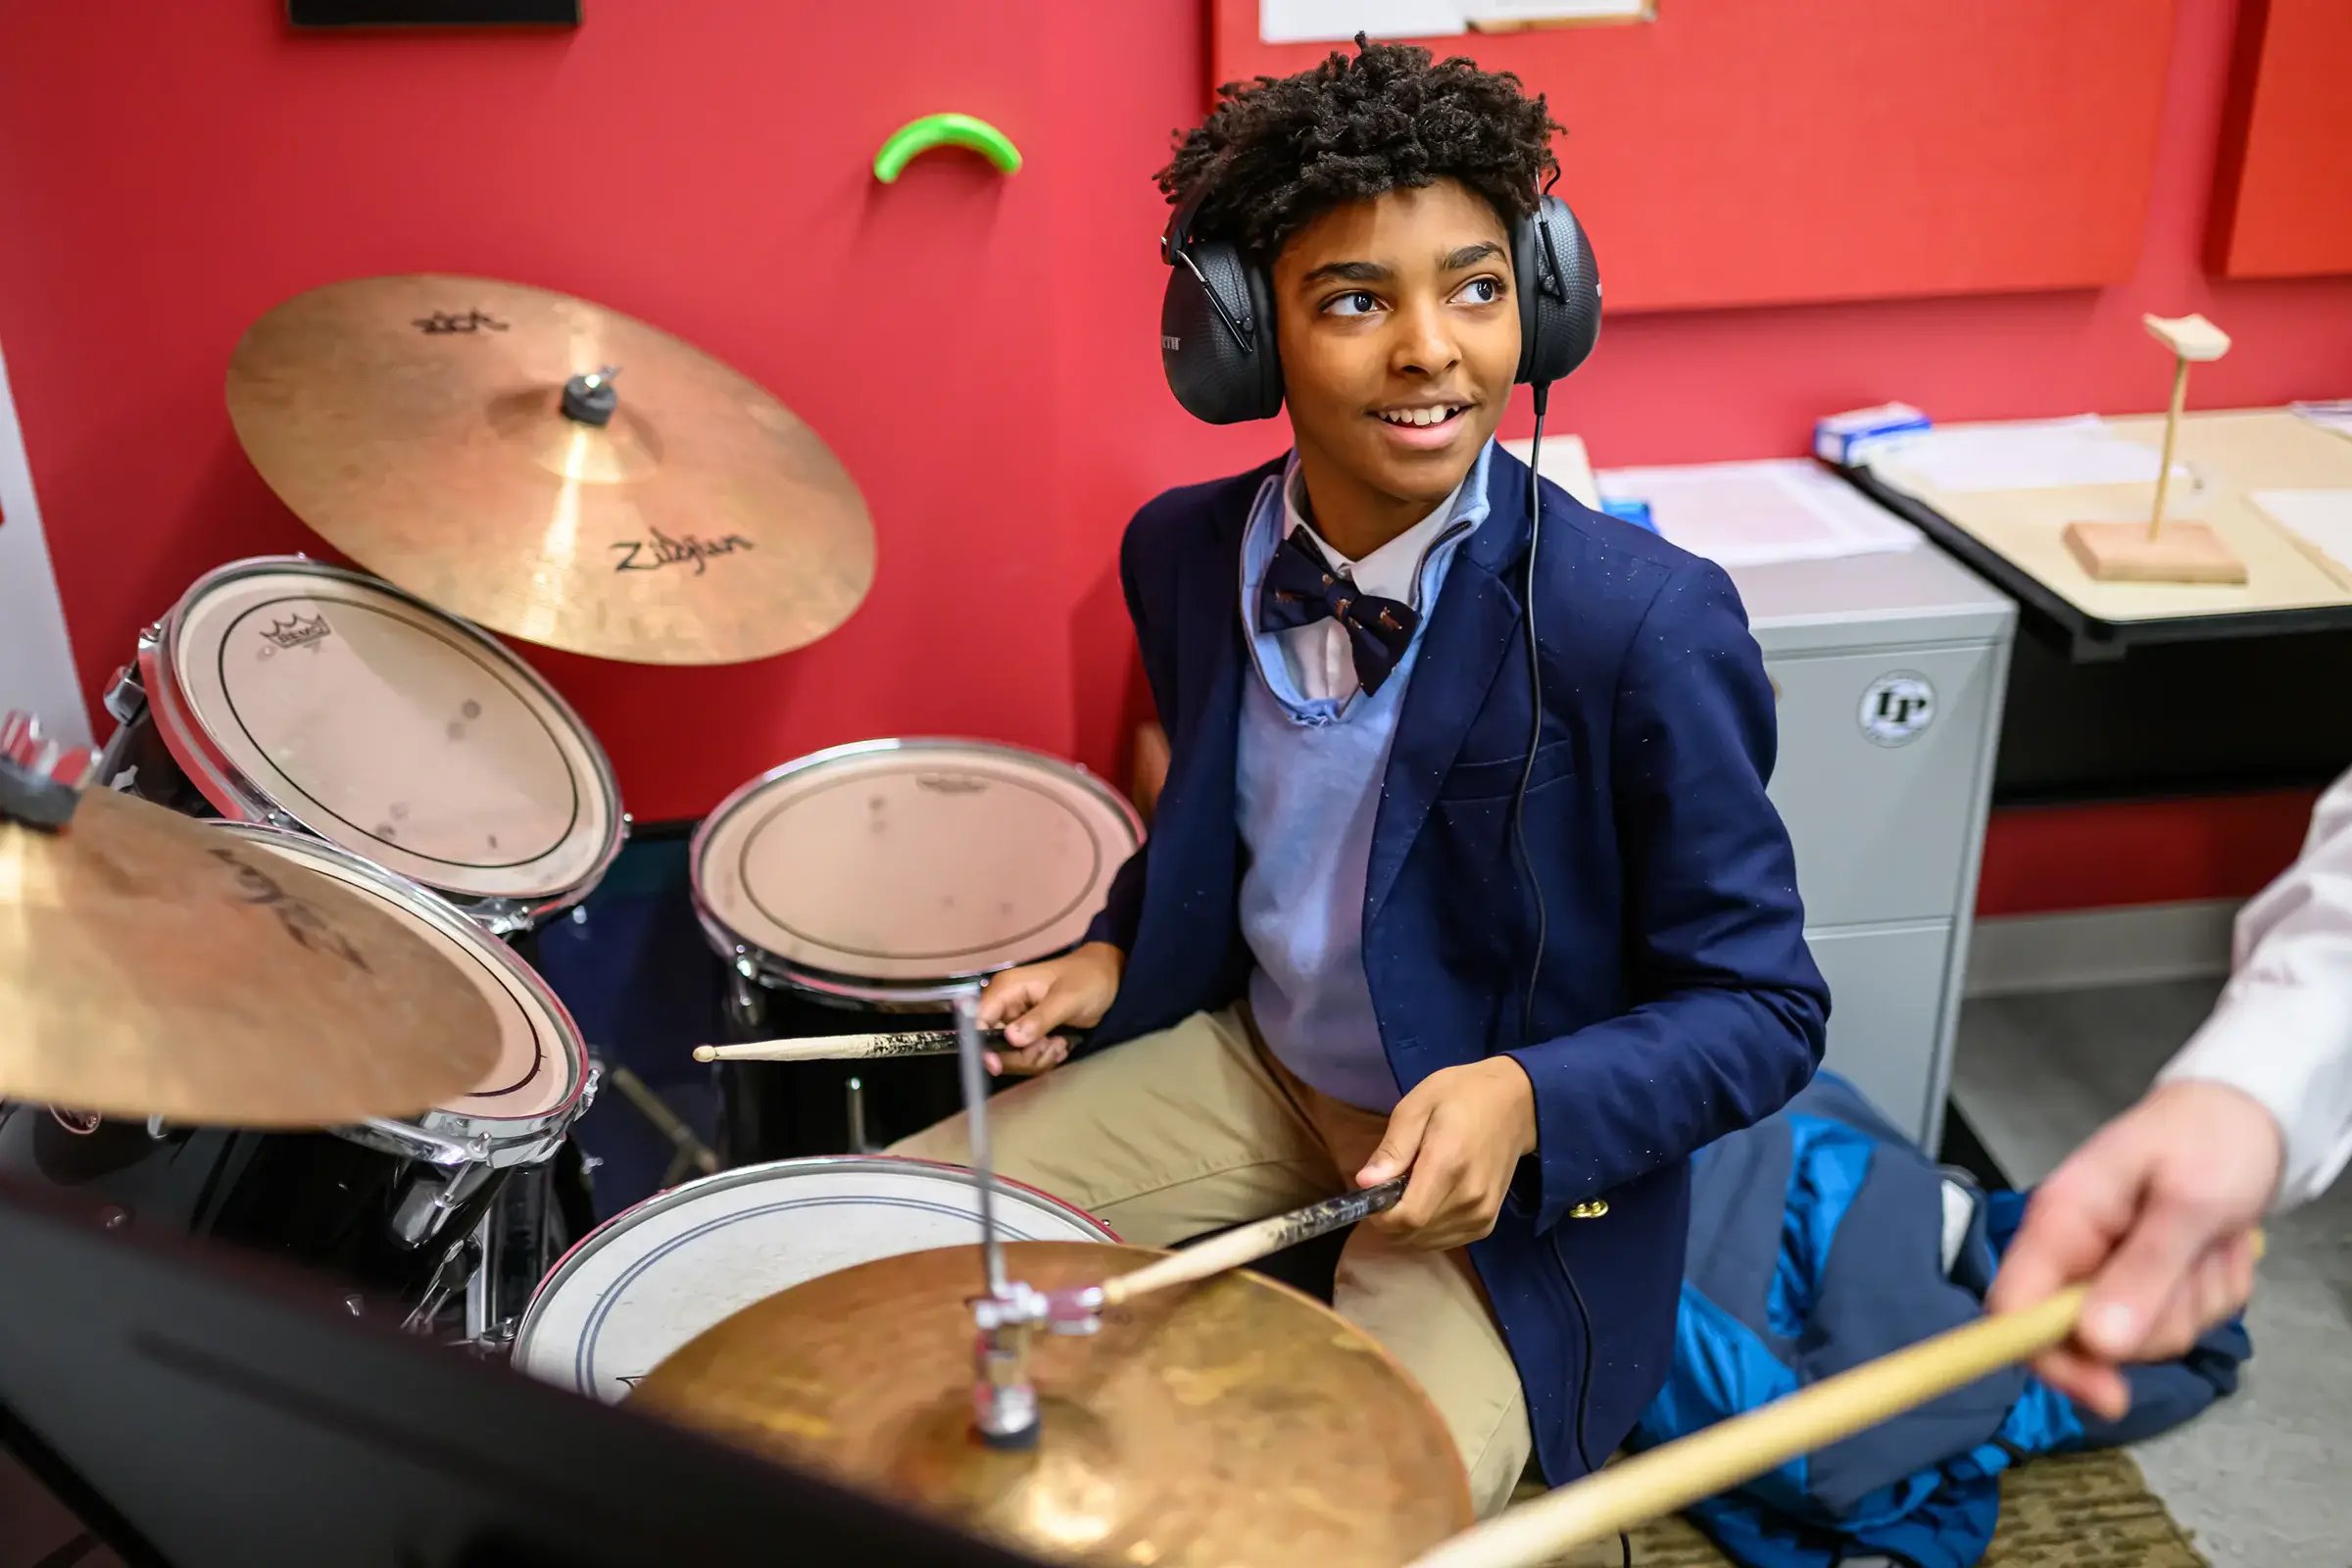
left=888, top=1005, right=1533, bottom=1517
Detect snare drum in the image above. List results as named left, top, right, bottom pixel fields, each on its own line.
left=511, top=1156, right=1115, bottom=1402
left=0, top=824, right=594, bottom=1330
left=98, top=556, right=625, bottom=934
left=691, top=738, right=1142, bottom=1160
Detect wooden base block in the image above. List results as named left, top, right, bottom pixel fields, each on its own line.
left=2061, top=520, right=2248, bottom=584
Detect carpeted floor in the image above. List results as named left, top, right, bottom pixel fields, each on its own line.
left=1538, top=1450, right=2205, bottom=1568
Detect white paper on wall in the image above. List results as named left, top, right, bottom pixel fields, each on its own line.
left=1259, top=1, right=1464, bottom=43
left=1260, top=0, right=1648, bottom=43
left=0, top=337, right=90, bottom=745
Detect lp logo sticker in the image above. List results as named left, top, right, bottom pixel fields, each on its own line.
left=1859, top=672, right=1935, bottom=747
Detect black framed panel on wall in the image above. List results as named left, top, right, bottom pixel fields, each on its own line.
left=289, top=1, right=578, bottom=24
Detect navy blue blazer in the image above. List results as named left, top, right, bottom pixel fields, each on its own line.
left=1081, top=444, right=1829, bottom=1483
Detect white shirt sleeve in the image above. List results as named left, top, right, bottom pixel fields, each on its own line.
left=2159, top=764, right=2352, bottom=1210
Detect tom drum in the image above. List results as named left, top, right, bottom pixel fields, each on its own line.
left=691, top=738, right=1141, bottom=1161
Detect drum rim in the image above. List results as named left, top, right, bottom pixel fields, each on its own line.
left=510, top=1153, right=1121, bottom=1366
left=138, top=554, right=628, bottom=921
left=209, top=819, right=592, bottom=1144
left=686, top=736, right=1144, bottom=996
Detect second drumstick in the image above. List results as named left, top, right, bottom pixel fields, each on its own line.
left=693, top=1027, right=1097, bottom=1065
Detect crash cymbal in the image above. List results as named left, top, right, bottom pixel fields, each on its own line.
left=226, top=274, right=875, bottom=666
left=629, top=1241, right=1473, bottom=1567
left=0, top=787, right=499, bottom=1125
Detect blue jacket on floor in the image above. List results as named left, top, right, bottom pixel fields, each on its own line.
left=1080, top=445, right=1831, bottom=1484
left=1634, top=1070, right=2252, bottom=1568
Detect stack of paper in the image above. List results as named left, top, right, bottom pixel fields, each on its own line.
left=1867, top=416, right=2192, bottom=494
left=1593, top=459, right=1920, bottom=569
left=2292, top=401, right=2352, bottom=444
left=2252, top=489, right=2352, bottom=581
left=1498, top=431, right=1599, bottom=509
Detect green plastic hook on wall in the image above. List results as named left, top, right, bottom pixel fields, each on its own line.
left=872, top=113, right=1022, bottom=182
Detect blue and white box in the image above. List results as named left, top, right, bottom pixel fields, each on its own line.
left=1814, top=403, right=1931, bottom=466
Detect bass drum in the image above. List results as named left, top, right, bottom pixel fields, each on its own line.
left=511, top=1156, right=1115, bottom=1402
left=0, top=824, right=594, bottom=1331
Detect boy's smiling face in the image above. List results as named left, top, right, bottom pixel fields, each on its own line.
left=1270, top=177, right=1521, bottom=540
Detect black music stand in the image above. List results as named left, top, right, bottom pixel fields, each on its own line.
left=0, top=1177, right=1041, bottom=1568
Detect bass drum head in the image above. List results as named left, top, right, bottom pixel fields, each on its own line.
left=217, top=823, right=587, bottom=1137
left=147, top=558, right=621, bottom=907
left=512, top=1156, right=1115, bottom=1402
left=692, top=738, right=1141, bottom=998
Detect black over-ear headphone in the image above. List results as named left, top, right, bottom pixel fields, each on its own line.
left=1158, top=184, right=1602, bottom=424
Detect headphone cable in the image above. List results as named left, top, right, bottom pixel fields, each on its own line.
left=1511, top=382, right=1631, bottom=1568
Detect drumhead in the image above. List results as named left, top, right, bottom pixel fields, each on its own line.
left=217, top=823, right=587, bottom=1130
left=692, top=738, right=1141, bottom=996
left=145, top=558, right=621, bottom=908
left=512, top=1156, right=1115, bottom=1402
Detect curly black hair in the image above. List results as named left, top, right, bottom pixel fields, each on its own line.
left=1157, top=34, right=1564, bottom=264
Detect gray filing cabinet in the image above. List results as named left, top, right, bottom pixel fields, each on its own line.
left=1723, top=548, right=2016, bottom=1152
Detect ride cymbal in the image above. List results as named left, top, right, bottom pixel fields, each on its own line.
left=0, top=788, right=499, bottom=1126
left=226, top=274, right=875, bottom=666
left=629, top=1241, right=1473, bottom=1567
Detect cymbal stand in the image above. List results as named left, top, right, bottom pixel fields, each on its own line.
left=0, top=712, right=92, bottom=832
left=950, top=988, right=1098, bottom=1449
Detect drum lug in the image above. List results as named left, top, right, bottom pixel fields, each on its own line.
left=580, top=1059, right=604, bottom=1113
left=101, top=662, right=149, bottom=727
left=359, top=1116, right=491, bottom=1167
left=464, top=897, right=533, bottom=939
left=725, top=955, right=765, bottom=1025
left=389, top=1154, right=497, bottom=1249
left=463, top=1213, right=497, bottom=1347
left=847, top=1075, right=871, bottom=1154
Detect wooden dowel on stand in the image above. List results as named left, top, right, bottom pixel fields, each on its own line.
left=2148, top=352, right=2190, bottom=540
left=2062, top=312, right=2242, bottom=583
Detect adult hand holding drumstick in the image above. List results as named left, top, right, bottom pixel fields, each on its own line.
left=1411, top=1233, right=2269, bottom=1568
left=1989, top=762, right=2352, bottom=1417
left=972, top=941, right=1124, bottom=1075
left=1984, top=1083, right=2278, bottom=1419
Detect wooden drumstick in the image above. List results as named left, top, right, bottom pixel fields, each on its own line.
left=1409, top=1231, right=2267, bottom=1568
left=694, top=1027, right=1091, bottom=1065
left=1093, top=1177, right=1408, bottom=1307
left=693, top=1032, right=964, bottom=1064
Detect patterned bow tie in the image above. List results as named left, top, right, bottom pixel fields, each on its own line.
left=1257, top=527, right=1420, bottom=696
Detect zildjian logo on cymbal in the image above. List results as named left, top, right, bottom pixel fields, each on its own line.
left=261, top=612, right=332, bottom=653
left=208, top=849, right=371, bottom=974
left=611, top=526, right=756, bottom=576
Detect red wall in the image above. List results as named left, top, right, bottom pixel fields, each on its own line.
left=3, top=3, right=2349, bottom=906
left=1216, top=0, right=2184, bottom=313
left=2208, top=0, right=2352, bottom=278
